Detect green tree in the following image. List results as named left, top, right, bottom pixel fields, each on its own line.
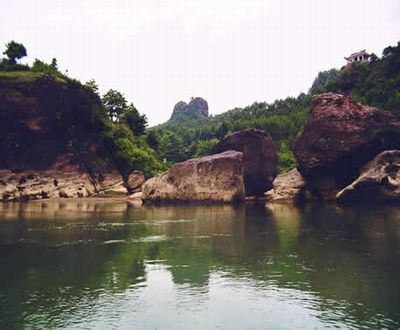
left=3, top=41, right=27, bottom=64
left=309, top=68, right=339, bottom=95
left=85, top=79, right=99, bottom=94
left=31, top=58, right=60, bottom=76
left=146, top=130, right=161, bottom=151
left=123, top=103, right=147, bottom=135
left=102, top=89, right=127, bottom=122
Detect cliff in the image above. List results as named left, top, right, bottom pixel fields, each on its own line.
left=0, top=72, right=128, bottom=200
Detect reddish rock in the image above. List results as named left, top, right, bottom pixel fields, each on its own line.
left=142, top=151, right=245, bottom=203
left=294, top=93, right=400, bottom=191
left=212, top=129, right=277, bottom=196
left=126, top=170, right=145, bottom=193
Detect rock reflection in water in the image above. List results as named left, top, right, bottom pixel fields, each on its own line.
left=0, top=200, right=399, bottom=329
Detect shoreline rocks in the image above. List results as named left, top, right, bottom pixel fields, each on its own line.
left=142, top=151, right=245, bottom=203
left=0, top=156, right=128, bottom=201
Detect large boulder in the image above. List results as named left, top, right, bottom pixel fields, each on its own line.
left=337, top=150, right=400, bottom=203
left=142, top=151, right=245, bottom=203
left=265, top=168, right=306, bottom=202
left=294, top=93, right=400, bottom=193
left=212, top=129, right=278, bottom=196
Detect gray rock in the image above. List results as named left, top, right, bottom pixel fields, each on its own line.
left=0, top=157, right=127, bottom=201
left=337, top=150, right=400, bottom=203
left=142, top=151, right=245, bottom=203
left=265, top=168, right=306, bottom=202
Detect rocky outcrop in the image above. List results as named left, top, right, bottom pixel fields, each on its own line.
left=170, top=97, right=208, bottom=121
left=142, top=151, right=245, bottom=203
left=294, top=93, right=400, bottom=195
left=212, top=128, right=277, bottom=196
left=265, top=169, right=306, bottom=202
left=337, top=150, right=400, bottom=203
left=0, top=73, right=104, bottom=169
left=126, top=170, right=145, bottom=193
left=0, top=156, right=127, bottom=201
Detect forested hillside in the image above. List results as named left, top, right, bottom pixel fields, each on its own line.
left=151, top=41, right=400, bottom=173
left=150, top=94, right=310, bottom=173
left=311, top=42, right=400, bottom=118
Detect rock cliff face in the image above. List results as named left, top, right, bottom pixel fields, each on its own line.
left=212, top=129, right=277, bottom=196
left=294, top=93, right=400, bottom=195
left=142, top=151, right=245, bottom=203
left=0, top=73, right=104, bottom=169
left=337, top=150, right=400, bottom=203
left=0, top=72, right=127, bottom=201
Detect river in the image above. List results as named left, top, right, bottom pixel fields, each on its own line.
left=0, top=201, right=399, bottom=329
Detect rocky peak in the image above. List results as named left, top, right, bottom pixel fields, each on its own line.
left=170, top=97, right=208, bottom=121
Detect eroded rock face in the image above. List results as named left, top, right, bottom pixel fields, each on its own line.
left=212, top=129, right=278, bottom=196
left=0, top=73, right=103, bottom=169
left=294, top=93, right=400, bottom=192
left=0, top=156, right=127, bottom=201
left=337, top=150, right=400, bottom=203
left=187, top=97, right=209, bottom=116
left=265, top=168, right=306, bottom=202
left=142, top=151, right=245, bottom=203
left=126, top=170, right=145, bottom=193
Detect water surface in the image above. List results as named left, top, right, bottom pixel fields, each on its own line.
left=0, top=201, right=399, bottom=329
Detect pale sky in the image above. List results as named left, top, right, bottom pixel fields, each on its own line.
left=1, top=0, right=399, bottom=125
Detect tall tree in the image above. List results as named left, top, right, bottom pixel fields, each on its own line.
left=101, top=89, right=127, bottom=122
left=3, top=41, right=27, bottom=64
left=123, top=103, right=148, bottom=135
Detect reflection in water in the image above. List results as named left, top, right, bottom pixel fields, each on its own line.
left=0, top=200, right=399, bottom=328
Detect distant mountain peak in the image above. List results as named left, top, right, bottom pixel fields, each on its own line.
left=170, top=97, right=209, bottom=121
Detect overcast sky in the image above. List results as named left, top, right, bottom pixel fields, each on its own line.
left=1, top=0, right=399, bottom=125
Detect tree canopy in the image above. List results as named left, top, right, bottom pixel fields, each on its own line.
left=3, top=41, right=27, bottom=64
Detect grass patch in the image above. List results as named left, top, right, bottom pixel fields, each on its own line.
left=0, top=71, right=67, bottom=84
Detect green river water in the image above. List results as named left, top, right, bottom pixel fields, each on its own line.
left=0, top=201, right=399, bottom=329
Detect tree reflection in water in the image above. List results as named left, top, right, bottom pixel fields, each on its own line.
left=0, top=200, right=399, bottom=328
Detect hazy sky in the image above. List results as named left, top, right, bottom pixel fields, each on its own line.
left=1, top=0, right=399, bottom=125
